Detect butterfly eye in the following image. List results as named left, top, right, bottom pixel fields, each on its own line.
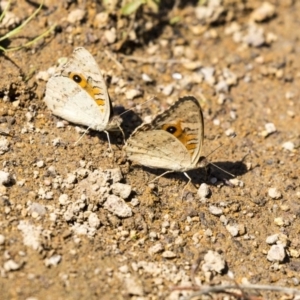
left=72, top=74, right=82, bottom=83
left=166, top=126, right=177, bottom=134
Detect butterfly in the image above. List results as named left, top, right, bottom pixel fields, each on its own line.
left=44, top=47, right=122, bottom=145
left=123, top=96, right=205, bottom=190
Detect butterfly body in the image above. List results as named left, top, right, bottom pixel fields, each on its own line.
left=44, top=47, right=121, bottom=132
left=124, top=96, right=204, bottom=173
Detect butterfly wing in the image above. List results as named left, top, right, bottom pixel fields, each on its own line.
left=124, top=96, right=204, bottom=172
left=44, top=47, right=120, bottom=131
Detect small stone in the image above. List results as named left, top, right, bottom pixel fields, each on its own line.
left=225, top=128, right=235, bottom=137
left=274, top=217, right=284, bottom=226
left=88, top=213, right=100, bottom=229
left=148, top=243, right=164, bottom=255
left=267, top=244, right=286, bottom=262
left=268, top=188, right=282, bottom=199
left=111, top=183, right=132, bottom=199
left=124, top=276, right=144, bottom=296
left=28, top=202, right=46, bottom=216
left=130, top=198, right=139, bottom=207
left=266, top=234, right=278, bottom=244
left=290, top=249, right=300, bottom=258
left=45, top=255, right=62, bottom=267
left=209, top=205, right=223, bottom=216
left=125, top=89, right=142, bottom=100
left=0, top=137, right=9, bottom=154
left=119, top=265, right=129, bottom=273
left=282, top=141, right=295, bottom=151
left=197, top=183, right=210, bottom=199
left=4, top=259, right=21, bottom=271
left=104, top=28, right=117, bottom=44
left=66, top=174, right=77, bottom=184
left=141, top=73, right=153, bottom=82
left=0, top=234, right=5, bottom=245
left=226, top=224, right=239, bottom=237
left=172, top=72, right=182, bottom=80
left=36, top=161, right=44, bottom=168
left=161, top=84, right=174, bottom=96
left=162, top=250, right=177, bottom=258
left=0, top=171, right=12, bottom=186
left=59, top=194, right=69, bottom=206
left=103, top=195, right=132, bottom=218
left=250, top=2, right=276, bottom=22
left=243, top=24, right=265, bottom=47
left=67, top=9, right=85, bottom=23
left=202, top=250, right=226, bottom=274
left=265, top=123, right=276, bottom=134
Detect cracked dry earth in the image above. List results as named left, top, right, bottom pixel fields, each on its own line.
left=0, top=0, right=300, bottom=299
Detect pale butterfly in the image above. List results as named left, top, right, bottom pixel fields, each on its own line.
left=44, top=47, right=122, bottom=146
left=124, top=96, right=206, bottom=193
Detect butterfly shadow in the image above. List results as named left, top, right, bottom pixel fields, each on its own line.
left=135, top=158, right=249, bottom=189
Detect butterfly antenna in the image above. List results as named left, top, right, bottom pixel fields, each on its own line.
left=118, top=97, right=156, bottom=118
left=73, top=126, right=91, bottom=146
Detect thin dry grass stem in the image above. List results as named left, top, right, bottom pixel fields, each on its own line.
left=179, top=284, right=300, bottom=300
left=104, top=49, right=125, bottom=71
left=0, top=0, right=56, bottom=52
left=120, top=54, right=198, bottom=65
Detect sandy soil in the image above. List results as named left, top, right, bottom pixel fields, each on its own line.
left=0, top=0, right=300, bottom=299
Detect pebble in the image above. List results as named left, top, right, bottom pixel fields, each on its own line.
left=88, top=213, right=100, bottom=229
left=111, top=183, right=132, bottom=199
left=142, top=73, right=153, bottom=82
left=36, top=160, right=45, bottom=168
left=225, top=128, right=235, bottom=137
left=103, top=195, right=132, bottom=218
left=59, top=194, right=69, bottom=206
left=104, top=28, right=117, bottom=44
left=209, top=205, right=223, bottom=216
left=161, top=84, right=174, bottom=96
left=274, top=217, right=284, bottom=226
left=0, top=234, right=5, bottom=245
left=28, top=202, right=46, bottom=216
left=226, top=224, right=239, bottom=237
left=202, top=250, right=225, bottom=274
left=201, top=67, right=215, bottom=85
left=45, top=255, right=62, bottom=267
left=243, top=24, right=265, bottom=47
left=4, top=259, right=21, bottom=271
left=67, top=9, right=86, bottom=24
left=172, top=72, right=182, bottom=80
left=250, top=2, right=276, bottom=22
left=148, top=243, right=164, bottom=255
left=130, top=198, right=140, bottom=207
left=266, top=234, right=279, bottom=244
left=0, top=137, right=9, bottom=154
left=268, top=187, right=282, bottom=199
left=265, top=123, right=276, bottom=134
left=282, top=141, right=295, bottom=151
left=125, top=89, right=142, bottom=100
left=17, top=220, right=42, bottom=251
left=162, top=250, right=177, bottom=258
left=197, top=183, right=210, bottom=199
left=119, top=265, right=129, bottom=273
left=123, top=277, right=144, bottom=296
left=0, top=170, right=12, bottom=186
left=93, top=12, right=109, bottom=29
left=267, top=244, right=286, bottom=262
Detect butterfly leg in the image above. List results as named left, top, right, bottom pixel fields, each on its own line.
left=181, top=172, right=192, bottom=199
left=74, top=126, right=90, bottom=146
left=149, top=170, right=174, bottom=183
left=104, top=130, right=113, bottom=152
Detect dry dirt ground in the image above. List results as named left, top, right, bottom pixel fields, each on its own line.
left=0, top=0, right=300, bottom=299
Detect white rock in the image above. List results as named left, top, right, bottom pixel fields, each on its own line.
left=172, top=72, right=182, bottom=80
left=17, top=221, right=42, bottom=250
left=162, top=250, right=177, bottom=258
left=209, top=205, right=223, bottom=216
left=243, top=24, right=265, bottom=47
left=268, top=187, right=282, bottom=199
left=197, top=183, right=210, bottom=198
left=250, top=2, right=276, bottom=22
left=266, top=234, right=278, bottom=244
left=161, top=84, right=174, bottom=96
left=103, top=195, right=132, bottom=218
left=226, top=224, right=239, bottom=237
left=130, top=198, right=140, bottom=207
left=0, top=171, right=12, bottom=185
left=88, top=213, right=100, bottom=229
left=111, top=183, right=132, bottom=199
left=267, top=244, right=286, bottom=262
left=28, top=202, right=46, bottom=216
left=265, top=123, right=276, bottom=134
left=148, top=243, right=164, bottom=255
left=225, top=128, right=235, bottom=137
left=0, top=234, right=5, bottom=245
left=125, top=89, right=142, bottom=100
left=282, top=141, right=295, bottom=151
left=202, top=250, right=225, bottom=273
left=59, top=194, right=69, bottom=206
left=0, top=137, right=9, bottom=154
left=124, top=276, right=144, bottom=296
left=119, top=265, right=129, bottom=273
left=4, top=259, right=21, bottom=271
left=104, top=28, right=117, bottom=44
left=45, top=255, right=62, bottom=267
left=67, top=9, right=85, bottom=23
left=66, top=173, right=77, bottom=184
left=142, top=73, right=153, bottom=82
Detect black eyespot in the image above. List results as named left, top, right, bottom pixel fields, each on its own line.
left=72, top=74, right=82, bottom=83
left=166, top=126, right=177, bottom=134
